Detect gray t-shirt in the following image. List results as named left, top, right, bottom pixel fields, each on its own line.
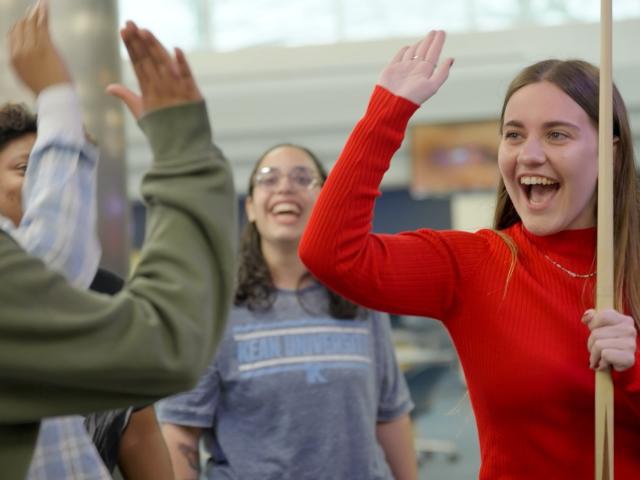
left=157, top=284, right=413, bottom=480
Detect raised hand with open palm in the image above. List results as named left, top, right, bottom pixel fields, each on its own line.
left=107, top=21, right=202, bottom=120
left=377, top=30, right=454, bottom=106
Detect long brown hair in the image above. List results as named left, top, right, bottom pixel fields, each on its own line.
left=235, top=143, right=361, bottom=319
left=493, top=59, right=640, bottom=326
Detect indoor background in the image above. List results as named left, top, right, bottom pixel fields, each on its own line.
left=1, top=1, right=638, bottom=478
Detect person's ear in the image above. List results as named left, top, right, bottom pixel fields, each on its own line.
left=245, top=195, right=256, bottom=222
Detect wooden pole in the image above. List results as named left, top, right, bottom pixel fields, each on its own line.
left=596, top=0, right=614, bottom=478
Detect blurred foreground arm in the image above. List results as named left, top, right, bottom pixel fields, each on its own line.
left=0, top=21, right=236, bottom=478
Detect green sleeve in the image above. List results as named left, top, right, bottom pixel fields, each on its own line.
left=0, top=101, right=237, bottom=422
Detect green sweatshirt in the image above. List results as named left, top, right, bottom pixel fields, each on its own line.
left=0, top=101, right=237, bottom=478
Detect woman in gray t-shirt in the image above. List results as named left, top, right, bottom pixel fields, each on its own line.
left=157, top=144, right=416, bottom=480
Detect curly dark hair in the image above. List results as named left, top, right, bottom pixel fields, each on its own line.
left=235, top=143, right=361, bottom=320
left=0, top=103, right=37, bottom=152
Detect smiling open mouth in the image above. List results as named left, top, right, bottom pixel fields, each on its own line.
left=520, top=176, right=560, bottom=205
left=271, top=202, right=301, bottom=217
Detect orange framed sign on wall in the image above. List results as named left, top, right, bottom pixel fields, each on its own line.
left=410, top=120, right=501, bottom=197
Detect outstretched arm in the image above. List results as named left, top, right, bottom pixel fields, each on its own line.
left=3, top=0, right=100, bottom=287
left=299, top=32, right=468, bottom=318
left=0, top=21, right=236, bottom=421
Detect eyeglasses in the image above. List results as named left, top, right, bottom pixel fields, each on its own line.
left=253, top=166, right=322, bottom=191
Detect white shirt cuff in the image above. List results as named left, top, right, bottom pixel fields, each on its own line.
left=35, top=83, right=84, bottom=144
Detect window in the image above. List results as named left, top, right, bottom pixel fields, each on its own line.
left=118, top=0, right=640, bottom=52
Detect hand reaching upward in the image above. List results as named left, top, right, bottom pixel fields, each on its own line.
left=378, top=30, right=453, bottom=106
left=8, top=0, right=72, bottom=95
left=107, top=21, right=203, bottom=120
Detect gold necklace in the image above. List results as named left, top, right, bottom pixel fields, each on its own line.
left=543, top=254, right=596, bottom=279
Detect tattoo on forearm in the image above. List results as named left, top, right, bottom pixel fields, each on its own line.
left=178, top=442, right=201, bottom=475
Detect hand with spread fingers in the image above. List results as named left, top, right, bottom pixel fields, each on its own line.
left=582, top=308, right=638, bottom=371
left=106, top=21, right=203, bottom=120
left=8, top=0, right=72, bottom=95
left=377, top=30, right=454, bottom=106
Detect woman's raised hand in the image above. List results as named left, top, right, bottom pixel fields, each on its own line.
left=377, top=30, right=453, bottom=106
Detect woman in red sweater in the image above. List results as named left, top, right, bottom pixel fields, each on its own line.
left=299, top=30, right=640, bottom=478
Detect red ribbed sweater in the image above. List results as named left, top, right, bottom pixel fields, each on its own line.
left=300, top=86, right=640, bottom=478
